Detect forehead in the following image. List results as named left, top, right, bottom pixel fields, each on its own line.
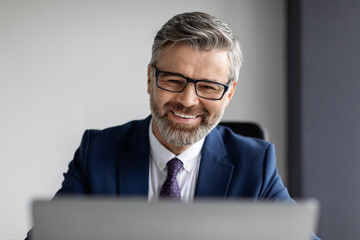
left=156, top=43, right=230, bottom=83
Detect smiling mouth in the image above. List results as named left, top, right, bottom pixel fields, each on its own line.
left=172, top=111, right=198, bottom=119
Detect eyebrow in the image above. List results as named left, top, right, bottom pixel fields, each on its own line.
left=160, top=72, right=181, bottom=77
left=158, top=69, right=224, bottom=83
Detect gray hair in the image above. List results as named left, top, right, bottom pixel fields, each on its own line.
left=150, top=12, right=243, bottom=82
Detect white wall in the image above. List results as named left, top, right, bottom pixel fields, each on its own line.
left=0, top=0, right=285, bottom=239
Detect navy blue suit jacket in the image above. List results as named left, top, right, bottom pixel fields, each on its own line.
left=55, top=116, right=292, bottom=201
left=27, top=116, right=321, bottom=240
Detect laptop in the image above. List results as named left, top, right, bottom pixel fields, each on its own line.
left=31, top=198, right=319, bottom=240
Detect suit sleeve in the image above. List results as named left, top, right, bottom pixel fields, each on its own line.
left=24, top=131, right=93, bottom=240
left=54, top=130, right=92, bottom=196
left=259, top=144, right=321, bottom=240
left=258, top=143, right=294, bottom=202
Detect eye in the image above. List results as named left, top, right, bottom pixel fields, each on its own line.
left=201, top=85, right=217, bottom=90
left=197, top=82, right=223, bottom=92
left=167, top=79, right=183, bottom=85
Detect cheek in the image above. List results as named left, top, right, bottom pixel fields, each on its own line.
left=202, top=101, right=224, bottom=116
left=152, top=89, right=172, bottom=107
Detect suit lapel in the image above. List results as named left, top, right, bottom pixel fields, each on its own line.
left=195, top=127, right=234, bottom=198
left=116, top=118, right=234, bottom=198
left=117, top=117, right=151, bottom=196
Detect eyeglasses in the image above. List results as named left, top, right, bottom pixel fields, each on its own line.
left=154, top=67, right=230, bottom=100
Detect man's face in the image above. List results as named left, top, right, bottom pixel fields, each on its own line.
left=147, top=43, right=236, bottom=150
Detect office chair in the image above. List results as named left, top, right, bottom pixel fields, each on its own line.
left=219, top=121, right=269, bottom=141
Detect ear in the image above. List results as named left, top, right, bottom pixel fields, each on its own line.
left=224, top=81, right=237, bottom=108
left=147, top=64, right=153, bottom=95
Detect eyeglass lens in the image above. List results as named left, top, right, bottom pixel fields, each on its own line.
left=157, top=72, right=225, bottom=100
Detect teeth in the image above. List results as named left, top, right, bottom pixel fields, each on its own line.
left=173, top=111, right=197, bottom=119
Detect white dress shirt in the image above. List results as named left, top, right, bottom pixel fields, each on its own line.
left=148, top=120, right=204, bottom=203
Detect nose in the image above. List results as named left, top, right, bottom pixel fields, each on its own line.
left=176, top=83, right=200, bottom=107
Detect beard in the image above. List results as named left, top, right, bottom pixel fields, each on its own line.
left=149, top=89, right=226, bottom=147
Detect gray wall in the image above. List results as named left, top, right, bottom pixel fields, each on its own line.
left=0, top=1, right=286, bottom=239
left=289, top=0, right=360, bottom=239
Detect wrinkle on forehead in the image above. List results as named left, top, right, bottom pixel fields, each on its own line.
left=156, top=43, right=230, bottom=84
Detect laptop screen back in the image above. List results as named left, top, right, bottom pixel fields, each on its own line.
left=32, top=198, right=319, bottom=240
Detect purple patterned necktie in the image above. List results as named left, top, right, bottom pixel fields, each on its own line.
left=159, top=158, right=183, bottom=201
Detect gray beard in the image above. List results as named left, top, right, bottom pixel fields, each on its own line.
left=149, top=90, right=226, bottom=147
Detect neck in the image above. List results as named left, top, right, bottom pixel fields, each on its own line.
left=152, top=120, right=190, bottom=155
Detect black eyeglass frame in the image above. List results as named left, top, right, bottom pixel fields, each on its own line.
left=153, top=67, right=230, bottom=101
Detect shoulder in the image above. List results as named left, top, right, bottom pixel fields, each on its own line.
left=86, top=116, right=150, bottom=138
left=215, top=124, right=273, bottom=157
left=80, top=116, right=151, bottom=152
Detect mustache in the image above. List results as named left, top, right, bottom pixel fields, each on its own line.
left=163, top=102, right=209, bottom=117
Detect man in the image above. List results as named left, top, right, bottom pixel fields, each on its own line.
left=52, top=11, right=291, bottom=202
left=27, top=11, right=319, bottom=239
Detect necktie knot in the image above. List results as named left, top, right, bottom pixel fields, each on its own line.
left=159, top=158, right=183, bottom=200
left=166, top=158, right=183, bottom=179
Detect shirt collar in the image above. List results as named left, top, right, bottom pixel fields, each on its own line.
left=149, top=119, right=205, bottom=172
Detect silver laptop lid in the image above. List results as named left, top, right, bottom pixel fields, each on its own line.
left=32, top=198, right=319, bottom=240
